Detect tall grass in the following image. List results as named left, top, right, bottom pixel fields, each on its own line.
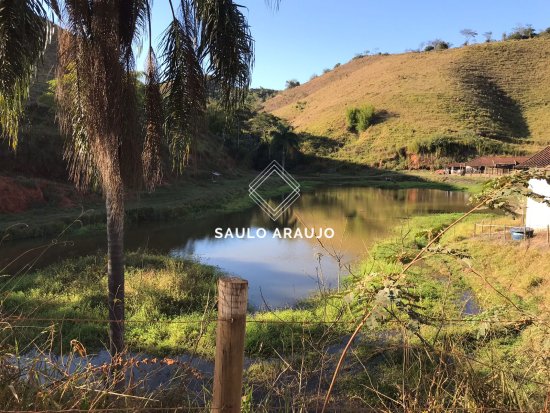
left=1, top=210, right=548, bottom=411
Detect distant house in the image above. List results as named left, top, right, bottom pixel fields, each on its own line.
left=468, top=156, right=529, bottom=174
left=447, top=162, right=467, bottom=175
left=446, top=156, right=529, bottom=175
left=517, top=146, right=550, bottom=229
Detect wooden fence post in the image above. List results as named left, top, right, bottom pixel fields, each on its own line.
left=212, top=277, right=248, bottom=413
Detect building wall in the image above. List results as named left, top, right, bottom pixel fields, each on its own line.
left=525, top=179, right=550, bottom=229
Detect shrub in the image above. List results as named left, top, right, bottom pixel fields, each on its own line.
left=285, top=79, right=300, bottom=89
left=346, top=108, right=359, bottom=131
left=333, top=63, right=341, bottom=69
left=424, top=39, right=450, bottom=51
left=295, top=101, right=307, bottom=111
left=407, top=133, right=507, bottom=165
left=357, top=105, right=375, bottom=131
left=505, top=24, right=537, bottom=40
left=346, top=104, right=376, bottom=132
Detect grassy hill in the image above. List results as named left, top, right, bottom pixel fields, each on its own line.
left=263, top=36, right=550, bottom=168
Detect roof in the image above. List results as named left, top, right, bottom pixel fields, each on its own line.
left=517, top=146, right=550, bottom=168
left=465, top=156, right=529, bottom=168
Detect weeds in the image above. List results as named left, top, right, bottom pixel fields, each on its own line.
left=1, top=196, right=548, bottom=411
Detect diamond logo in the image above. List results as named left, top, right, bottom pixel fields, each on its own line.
left=249, top=160, right=300, bottom=220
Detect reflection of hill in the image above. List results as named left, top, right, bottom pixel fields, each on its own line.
left=1, top=186, right=468, bottom=275
left=286, top=187, right=468, bottom=258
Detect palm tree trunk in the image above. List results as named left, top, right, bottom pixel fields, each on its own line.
left=106, top=192, right=125, bottom=355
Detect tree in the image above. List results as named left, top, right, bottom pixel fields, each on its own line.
left=285, top=79, right=300, bottom=89
left=0, top=0, right=253, bottom=358
left=270, top=123, right=299, bottom=169
left=483, top=31, right=493, bottom=42
left=460, top=29, right=477, bottom=45
left=506, top=24, right=537, bottom=40
left=424, top=39, right=450, bottom=51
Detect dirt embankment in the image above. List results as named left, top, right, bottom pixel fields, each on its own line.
left=0, top=176, right=79, bottom=213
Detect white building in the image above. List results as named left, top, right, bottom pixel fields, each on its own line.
left=525, top=178, right=550, bottom=229
left=519, top=146, right=550, bottom=229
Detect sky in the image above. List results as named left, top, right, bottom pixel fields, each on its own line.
left=145, top=0, right=550, bottom=90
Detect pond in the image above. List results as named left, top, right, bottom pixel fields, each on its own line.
left=0, top=187, right=470, bottom=309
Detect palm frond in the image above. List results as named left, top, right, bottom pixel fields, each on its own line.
left=160, top=12, right=206, bottom=173
left=119, top=71, right=144, bottom=190
left=55, top=1, right=144, bottom=199
left=264, top=0, right=280, bottom=10
left=56, top=31, right=98, bottom=190
left=142, top=49, right=164, bottom=190
left=44, top=0, right=61, bottom=17
left=119, top=0, right=150, bottom=66
left=61, top=0, right=92, bottom=36
left=195, top=0, right=254, bottom=110
left=0, top=0, right=53, bottom=148
left=159, top=0, right=253, bottom=174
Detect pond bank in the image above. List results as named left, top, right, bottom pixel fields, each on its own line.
left=1, top=213, right=490, bottom=359
left=0, top=170, right=482, bottom=241
left=2, top=207, right=547, bottom=410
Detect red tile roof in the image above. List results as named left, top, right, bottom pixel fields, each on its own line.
left=518, top=146, right=550, bottom=168
left=465, top=156, right=529, bottom=167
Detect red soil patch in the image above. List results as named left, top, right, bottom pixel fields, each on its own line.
left=0, top=177, right=45, bottom=213
left=0, top=176, right=82, bottom=214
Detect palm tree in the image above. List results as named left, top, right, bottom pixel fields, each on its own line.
left=0, top=0, right=253, bottom=357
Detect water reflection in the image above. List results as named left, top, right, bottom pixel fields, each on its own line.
left=156, top=187, right=468, bottom=308
left=1, top=187, right=469, bottom=309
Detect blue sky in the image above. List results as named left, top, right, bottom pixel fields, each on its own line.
left=146, top=0, right=550, bottom=90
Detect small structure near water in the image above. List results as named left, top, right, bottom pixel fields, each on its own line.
left=509, top=226, right=534, bottom=240
left=446, top=156, right=529, bottom=175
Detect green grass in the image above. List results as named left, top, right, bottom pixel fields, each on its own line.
left=0, top=212, right=484, bottom=358
left=0, top=252, right=221, bottom=357
left=2, top=206, right=547, bottom=410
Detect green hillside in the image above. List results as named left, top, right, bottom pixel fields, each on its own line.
left=0, top=38, right=238, bottom=181
left=263, top=36, right=550, bottom=168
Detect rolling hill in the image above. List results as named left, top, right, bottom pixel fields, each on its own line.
left=263, top=36, right=550, bottom=168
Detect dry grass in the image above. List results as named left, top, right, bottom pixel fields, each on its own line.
left=264, top=37, right=550, bottom=165
left=464, top=231, right=550, bottom=312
